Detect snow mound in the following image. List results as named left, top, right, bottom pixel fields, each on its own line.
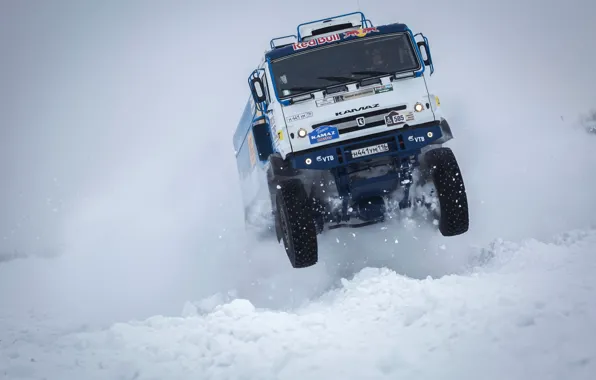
left=2, top=229, right=595, bottom=380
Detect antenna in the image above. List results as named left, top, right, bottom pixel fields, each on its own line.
left=356, top=0, right=365, bottom=27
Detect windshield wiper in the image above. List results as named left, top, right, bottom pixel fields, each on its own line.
left=285, top=80, right=351, bottom=99
left=317, top=76, right=358, bottom=96
left=349, top=71, right=393, bottom=88
left=324, top=84, right=348, bottom=96
left=351, top=70, right=392, bottom=77
left=285, top=86, right=320, bottom=92
left=317, top=76, right=355, bottom=84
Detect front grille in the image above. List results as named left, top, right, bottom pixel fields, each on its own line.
left=311, top=105, right=407, bottom=135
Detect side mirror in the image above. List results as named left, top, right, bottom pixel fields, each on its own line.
left=417, top=41, right=431, bottom=66
left=250, top=77, right=267, bottom=104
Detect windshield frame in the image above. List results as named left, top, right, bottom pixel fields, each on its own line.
left=269, top=32, right=423, bottom=100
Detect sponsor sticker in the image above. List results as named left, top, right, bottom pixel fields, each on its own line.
left=374, top=84, right=393, bottom=94
left=343, top=27, right=379, bottom=38
left=308, top=125, right=339, bottom=144
left=408, top=135, right=425, bottom=143
left=341, top=88, right=375, bottom=101
left=316, top=155, right=335, bottom=162
left=293, top=34, right=340, bottom=50
left=286, top=111, right=313, bottom=123
left=384, top=110, right=414, bottom=126
left=317, top=83, right=394, bottom=107
left=316, top=97, right=336, bottom=107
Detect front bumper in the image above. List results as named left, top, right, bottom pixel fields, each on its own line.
left=288, top=119, right=451, bottom=170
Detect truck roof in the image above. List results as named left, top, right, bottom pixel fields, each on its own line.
left=265, top=22, right=411, bottom=61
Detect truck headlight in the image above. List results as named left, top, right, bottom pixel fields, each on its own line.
left=414, top=102, right=424, bottom=112
left=298, top=128, right=308, bottom=138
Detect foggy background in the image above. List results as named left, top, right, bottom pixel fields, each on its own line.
left=1, top=0, right=595, bottom=327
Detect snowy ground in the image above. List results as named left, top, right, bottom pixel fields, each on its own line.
left=2, top=0, right=596, bottom=379
left=2, top=228, right=595, bottom=380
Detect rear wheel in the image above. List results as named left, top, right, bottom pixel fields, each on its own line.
left=275, top=179, right=318, bottom=268
left=421, top=147, right=469, bottom=236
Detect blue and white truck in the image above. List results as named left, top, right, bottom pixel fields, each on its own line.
left=232, top=12, right=469, bottom=268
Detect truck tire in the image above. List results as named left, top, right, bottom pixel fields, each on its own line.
left=422, top=147, right=469, bottom=236
left=275, top=179, right=318, bottom=268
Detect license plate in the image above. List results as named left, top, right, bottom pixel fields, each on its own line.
left=351, top=143, right=390, bottom=158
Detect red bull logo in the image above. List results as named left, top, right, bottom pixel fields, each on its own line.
left=292, top=34, right=340, bottom=50
left=344, top=27, right=379, bottom=38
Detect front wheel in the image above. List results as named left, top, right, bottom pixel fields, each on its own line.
left=421, top=147, right=469, bottom=236
left=275, top=179, right=318, bottom=268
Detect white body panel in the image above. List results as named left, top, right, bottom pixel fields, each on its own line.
left=266, top=104, right=291, bottom=158
left=266, top=74, right=443, bottom=159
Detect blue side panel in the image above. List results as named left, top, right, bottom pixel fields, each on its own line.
left=232, top=99, right=255, bottom=155
left=234, top=116, right=271, bottom=214
left=233, top=95, right=270, bottom=183
left=235, top=127, right=258, bottom=180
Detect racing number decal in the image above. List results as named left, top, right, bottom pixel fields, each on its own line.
left=390, top=114, right=406, bottom=123
left=384, top=110, right=414, bottom=126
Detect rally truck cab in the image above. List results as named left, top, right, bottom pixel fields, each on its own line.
left=232, top=12, right=469, bottom=268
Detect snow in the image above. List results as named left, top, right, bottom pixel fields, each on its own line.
left=2, top=0, right=596, bottom=379
left=2, top=229, right=595, bottom=379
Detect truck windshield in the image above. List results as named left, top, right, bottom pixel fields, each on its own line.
left=270, top=33, right=421, bottom=99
